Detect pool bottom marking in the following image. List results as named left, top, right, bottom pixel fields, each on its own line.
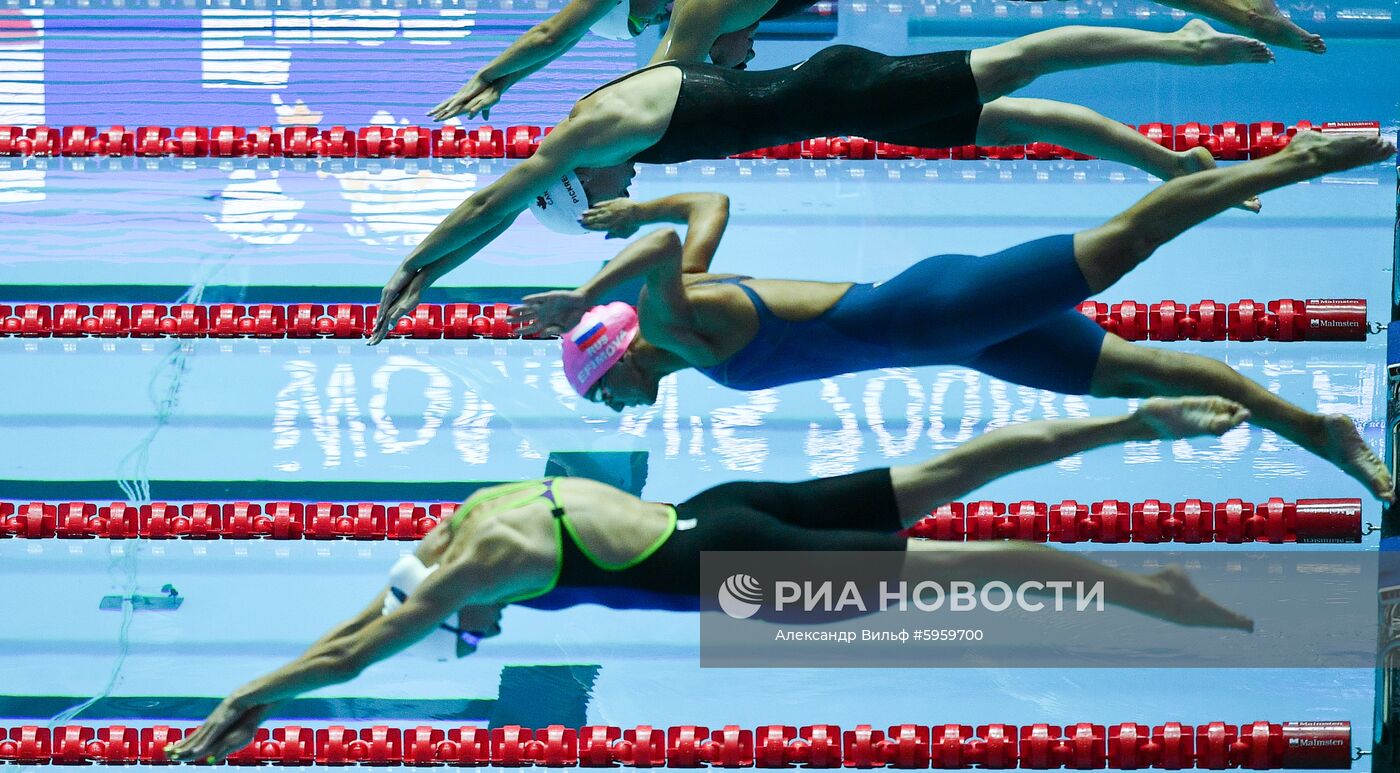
left=98, top=583, right=182, bottom=612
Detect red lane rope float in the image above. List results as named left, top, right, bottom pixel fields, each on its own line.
left=1076, top=298, right=1368, bottom=342
left=0, top=721, right=1355, bottom=768
left=906, top=497, right=1361, bottom=544
left=0, top=497, right=1361, bottom=542
left=0, top=121, right=1379, bottom=161
left=0, top=299, right=1370, bottom=342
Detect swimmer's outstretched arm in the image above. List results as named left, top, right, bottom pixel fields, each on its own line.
left=165, top=562, right=497, bottom=763
left=408, top=142, right=578, bottom=264
left=371, top=127, right=605, bottom=344
left=436, top=59, right=554, bottom=123
left=889, top=396, right=1250, bottom=528
left=370, top=214, right=520, bottom=345
left=429, top=0, right=619, bottom=122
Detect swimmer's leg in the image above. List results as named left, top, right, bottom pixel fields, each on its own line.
left=903, top=541, right=1252, bottom=631
left=1071, top=130, right=1394, bottom=293
left=1090, top=336, right=1395, bottom=501
left=889, top=397, right=1245, bottom=527
left=976, top=98, right=1261, bottom=212
left=970, top=21, right=1272, bottom=99
left=1148, top=0, right=1325, bottom=53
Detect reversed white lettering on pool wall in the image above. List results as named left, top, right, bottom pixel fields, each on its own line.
left=273, top=356, right=492, bottom=471
left=268, top=354, right=1381, bottom=479
left=201, top=10, right=475, bottom=91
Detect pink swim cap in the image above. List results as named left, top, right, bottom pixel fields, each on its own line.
left=561, top=302, right=640, bottom=397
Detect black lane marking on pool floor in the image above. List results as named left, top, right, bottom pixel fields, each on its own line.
left=0, top=665, right=599, bottom=724
left=0, top=282, right=658, bottom=306
left=0, top=480, right=506, bottom=501
left=0, top=285, right=561, bottom=305
left=0, top=453, right=651, bottom=501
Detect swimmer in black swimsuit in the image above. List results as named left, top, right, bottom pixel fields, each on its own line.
left=513, top=131, right=1397, bottom=502
left=167, top=396, right=1252, bottom=764
left=428, top=0, right=810, bottom=124
left=377, top=27, right=1275, bottom=340
left=430, top=0, right=1321, bottom=124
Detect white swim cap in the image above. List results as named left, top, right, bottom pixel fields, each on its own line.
left=382, top=555, right=470, bottom=661
left=590, top=0, right=641, bottom=40
left=529, top=170, right=591, bottom=235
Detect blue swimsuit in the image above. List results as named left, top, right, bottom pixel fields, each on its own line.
left=695, top=235, right=1108, bottom=395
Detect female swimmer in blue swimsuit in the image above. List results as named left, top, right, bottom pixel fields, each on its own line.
left=514, top=131, right=1396, bottom=502
left=167, top=396, right=1250, bottom=763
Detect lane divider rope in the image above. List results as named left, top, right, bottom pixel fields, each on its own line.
left=0, top=299, right=1370, bottom=342
left=0, top=497, right=1362, bottom=543
left=0, top=121, right=1381, bottom=161
left=0, top=721, right=1357, bottom=768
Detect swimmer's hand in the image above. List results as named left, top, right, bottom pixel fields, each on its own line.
left=1135, top=396, right=1250, bottom=440
left=581, top=199, right=643, bottom=239
left=511, top=289, right=589, bottom=337
left=429, top=75, right=502, bottom=122
left=165, top=695, right=273, bottom=764
left=369, top=268, right=430, bottom=345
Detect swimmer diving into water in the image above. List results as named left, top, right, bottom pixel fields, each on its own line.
left=166, top=396, right=1252, bottom=763
left=429, top=0, right=1321, bottom=123
left=374, top=26, right=1276, bottom=336
left=511, top=131, right=1397, bottom=502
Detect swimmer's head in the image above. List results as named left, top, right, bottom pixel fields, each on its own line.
left=561, top=303, right=656, bottom=410
left=590, top=0, right=672, bottom=39
left=586, top=351, right=661, bottom=411
left=530, top=166, right=636, bottom=234
left=383, top=555, right=504, bottom=660
left=530, top=170, right=591, bottom=234
left=709, top=25, right=757, bottom=68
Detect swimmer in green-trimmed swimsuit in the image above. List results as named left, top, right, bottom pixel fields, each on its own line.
left=169, top=396, right=1253, bottom=763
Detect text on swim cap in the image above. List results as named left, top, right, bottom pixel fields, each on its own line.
left=575, top=332, right=627, bottom=386
left=560, top=174, right=583, bottom=205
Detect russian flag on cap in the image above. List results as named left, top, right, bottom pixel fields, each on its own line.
left=573, top=322, right=606, bottom=350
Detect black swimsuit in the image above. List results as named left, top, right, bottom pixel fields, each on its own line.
left=586, top=45, right=984, bottom=165
left=518, top=469, right=906, bottom=613
left=760, top=0, right=820, bottom=18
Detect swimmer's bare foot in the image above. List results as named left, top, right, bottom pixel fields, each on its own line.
left=1175, top=19, right=1275, bottom=64
left=1136, top=396, right=1249, bottom=438
left=1151, top=565, right=1253, bottom=632
left=1307, top=413, right=1396, bottom=502
left=1174, top=146, right=1261, bottom=212
left=1184, top=0, right=1326, bottom=52
left=1281, top=128, right=1397, bottom=174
